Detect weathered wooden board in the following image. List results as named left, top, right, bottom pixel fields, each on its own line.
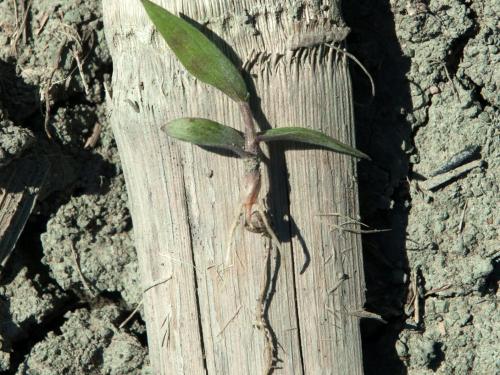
left=0, top=156, right=49, bottom=276
left=103, top=1, right=366, bottom=373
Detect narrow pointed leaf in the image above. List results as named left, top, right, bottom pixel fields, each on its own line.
left=162, top=118, right=245, bottom=155
left=257, top=127, right=371, bottom=160
left=141, top=0, right=249, bottom=102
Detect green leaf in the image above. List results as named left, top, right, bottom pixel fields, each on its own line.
left=257, top=127, right=371, bottom=160
left=141, top=0, right=249, bottom=102
left=162, top=118, right=245, bottom=155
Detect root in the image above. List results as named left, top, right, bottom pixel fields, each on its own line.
left=253, top=206, right=282, bottom=375
left=255, top=236, right=274, bottom=375
left=256, top=204, right=283, bottom=254
left=224, top=205, right=244, bottom=267
left=161, top=307, right=172, bottom=347
left=224, top=201, right=282, bottom=373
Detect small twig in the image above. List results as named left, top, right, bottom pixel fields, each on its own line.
left=317, top=212, right=370, bottom=228
left=331, top=223, right=391, bottom=235
left=442, top=63, right=460, bottom=101
left=143, top=275, right=173, bottom=294
left=429, top=145, right=480, bottom=177
left=10, top=0, right=32, bottom=54
left=72, top=47, right=90, bottom=95
left=119, top=299, right=143, bottom=329
left=323, top=213, right=390, bottom=234
left=84, top=122, right=102, bottom=149
left=328, top=274, right=348, bottom=295
left=119, top=276, right=172, bottom=329
left=424, top=284, right=452, bottom=297
left=57, top=21, right=83, bottom=50
left=21, top=0, right=31, bottom=45
left=420, top=159, right=483, bottom=190
left=413, top=269, right=420, bottom=324
left=12, top=0, right=19, bottom=32
left=35, top=11, right=49, bottom=36
left=458, top=200, right=468, bottom=233
left=69, top=243, right=96, bottom=297
left=217, top=305, right=242, bottom=337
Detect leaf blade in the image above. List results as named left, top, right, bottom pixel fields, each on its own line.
left=257, top=127, right=371, bottom=160
left=162, top=118, right=245, bottom=155
left=141, top=0, right=249, bottom=102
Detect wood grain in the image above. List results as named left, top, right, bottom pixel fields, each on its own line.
left=103, top=1, right=365, bottom=373
left=0, top=156, right=49, bottom=277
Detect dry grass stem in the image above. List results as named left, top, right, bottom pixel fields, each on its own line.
left=10, top=0, right=32, bottom=54
left=35, top=11, right=49, bottom=36
left=425, top=284, right=452, bottom=297
left=458, top=200, right=467, bottom=233
left=69, top=242, right=96, bottom=297
left=420, top=159, right=483, bottom=190
left=217, top=305, right=242, bottom=337
left=331, top=222, right=391, bottom=235
left=84, top=122, right=102, bottom=149
left=143, top=275, right=173, bottom=294
left=328, top=274, right=348, bottom=295
left=72, top=47, right=90, bottom=95
left=120, top=276, right=173, bottom=329
left=119, top=299, right=143, bottom=329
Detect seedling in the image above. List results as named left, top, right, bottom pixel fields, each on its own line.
left=140, top=0, right=370, bottom=370
left=141, top=0, right=369, bottom=231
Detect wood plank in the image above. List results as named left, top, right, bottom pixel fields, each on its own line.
left=0, top=156, right=49, bottom=276
left=103, top=1, right=366, bottom=373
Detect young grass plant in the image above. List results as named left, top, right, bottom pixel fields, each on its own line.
left=142, top=0, right=369, bottom=228
left=141, top=0, right=370, bottom=371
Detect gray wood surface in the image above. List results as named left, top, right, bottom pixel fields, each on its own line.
left=0, top=156, right=49, bottom=277
left=103, top=1, right=366, bottom=373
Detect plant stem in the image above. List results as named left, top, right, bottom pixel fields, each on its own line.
left=240, top=101, right=258, bottom=155
left=239, top=101, right=261, bottom=224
